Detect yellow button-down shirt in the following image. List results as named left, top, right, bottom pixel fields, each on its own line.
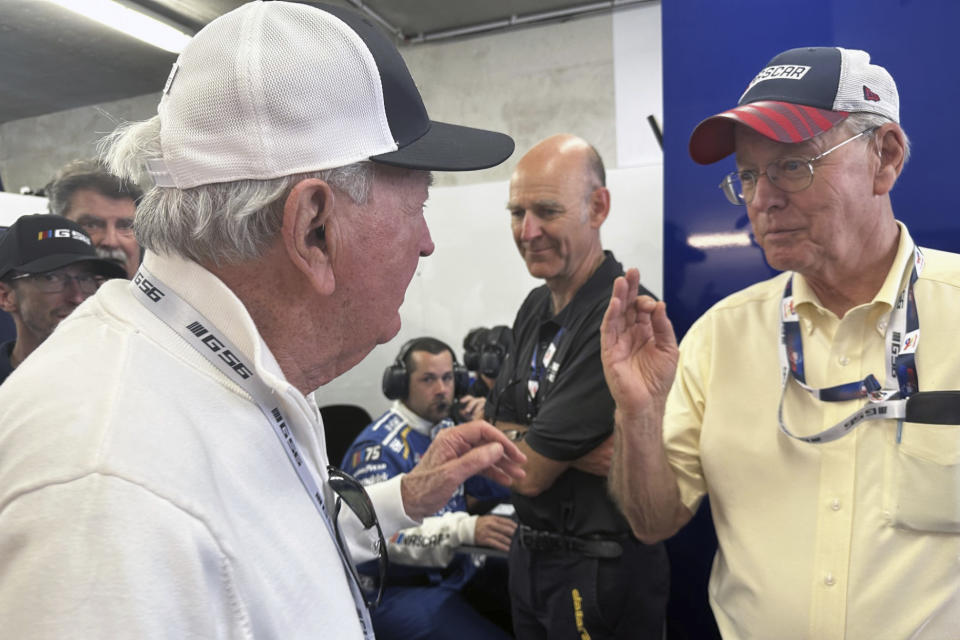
left=665, top=223, right=960, bottom=639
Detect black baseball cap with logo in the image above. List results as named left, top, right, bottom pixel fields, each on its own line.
left=0, top=214, right=129, bottom=281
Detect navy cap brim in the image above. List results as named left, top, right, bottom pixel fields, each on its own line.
left=370, top=121, right=515, bottom=171
left=16, top=253, right=128, bottom=280
left=689, top=100, right=849, bottom=165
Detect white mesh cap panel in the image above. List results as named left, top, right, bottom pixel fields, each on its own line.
left=155, top=1, right=397, bottom=189
left=833, top=47, right=899, bottom=122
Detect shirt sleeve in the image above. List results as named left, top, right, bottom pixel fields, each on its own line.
left=663, top=315, right=710, bottom=514
left=385, top=511, right=478, bottom=568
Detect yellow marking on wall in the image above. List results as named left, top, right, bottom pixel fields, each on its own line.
left=572, top=588, right=591, bottom=640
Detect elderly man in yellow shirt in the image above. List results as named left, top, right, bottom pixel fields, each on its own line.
left=600, top=46, right=960, bottom=639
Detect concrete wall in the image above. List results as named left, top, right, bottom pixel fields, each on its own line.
left=0, top=93, right=160, bottom=194
left=0, top=12, right=615, bottom=192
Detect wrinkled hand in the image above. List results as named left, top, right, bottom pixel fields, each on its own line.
left=401, top=421, right=526, bottom=521
left=572, top=434, right=614, bottom=477
left=600, top=268, right=679, bottom=417
left=457, top=395, right=486, bottom=421
left=474, top=515, right=517, bottom=552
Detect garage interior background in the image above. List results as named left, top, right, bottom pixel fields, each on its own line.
left=2, top=1, right=958, bottom=638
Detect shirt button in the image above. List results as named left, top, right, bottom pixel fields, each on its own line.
left=824, top=573, right=836, bottom=586
left=838, top=355, right=850, bottom=366
left=831, top=499, right=841, bottom=511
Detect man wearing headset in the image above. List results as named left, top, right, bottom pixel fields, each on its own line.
left=341, top=337, right=517, bottom=640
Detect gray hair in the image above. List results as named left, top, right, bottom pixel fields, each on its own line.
left=842, top=112, right=911, bottom=166
left=99, top=116, right=374, bottom=266
left=46, top=158, right=143, bottom=218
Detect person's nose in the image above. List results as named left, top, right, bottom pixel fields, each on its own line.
left=520, top=212, right=543, bottom=242
left=100, top=221, right=120, bottom=248
left=62, top=277, right=88, bottom=305
left=750, top=172, right=788, bottom=212
left=419, top=216, right=435, bottom=257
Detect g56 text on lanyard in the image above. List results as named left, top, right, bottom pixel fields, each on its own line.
left=130, top=266, right=375, bottom=639
left=777, top=247, right=923, bottom=444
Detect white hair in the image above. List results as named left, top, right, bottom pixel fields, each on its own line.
left=842, top=112, right=911, bottom=165
left=99, top=116, right=374, bottom=266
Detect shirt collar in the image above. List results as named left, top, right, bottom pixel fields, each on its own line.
left=140, top=251, right=291, bottom=394
left=390, top=399, right=437, bottom=436
left=547, top=250, right=622, bottom=323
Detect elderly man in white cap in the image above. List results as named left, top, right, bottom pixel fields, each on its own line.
left=0, top=2, right=524, bottom=638
left=601, top=46, right=960, bottom=639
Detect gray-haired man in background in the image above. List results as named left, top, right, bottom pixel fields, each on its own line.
left=46, top=158, right=142, bottom=277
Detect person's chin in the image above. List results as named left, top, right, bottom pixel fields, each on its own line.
left=372, top=319, right=401, bottom=353
left=524, top=258, right=557, bottom=279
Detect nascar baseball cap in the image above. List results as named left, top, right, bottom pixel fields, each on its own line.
left=688, top=47, right=899, bottom=164
left=146, top=1, right=515, bottom=189
left=0, top=214, right=128, bottom=280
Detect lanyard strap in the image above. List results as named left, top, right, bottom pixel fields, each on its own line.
left=777, top=247, right=923, bottom=443
left=528, top=327, right=565, bottom=404
left=131, top=266, right=374, bottom=638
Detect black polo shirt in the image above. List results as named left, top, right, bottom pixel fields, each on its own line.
left=487, top=251, right=655, bottom=536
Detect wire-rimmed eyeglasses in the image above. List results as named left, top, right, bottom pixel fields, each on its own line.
left=719, top=128, right=877, bottom=206
left=10, top=270, right=105, bottom=294
left=327, top=465, right=388, bottom=610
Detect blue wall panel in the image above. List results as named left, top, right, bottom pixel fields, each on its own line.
left=661, top=2, right=960, bottom=637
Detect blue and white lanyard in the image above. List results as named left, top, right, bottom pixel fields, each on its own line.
left=776, top=247, right=923, bottom=443
left=528, top=327, right=565, bottom=405
left=131, top=266, right=374, bottom=639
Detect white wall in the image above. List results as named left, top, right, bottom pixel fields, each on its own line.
left=0, top=192, right=48, bottom=227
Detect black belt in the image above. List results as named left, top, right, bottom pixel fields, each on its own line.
left=517, top=525, right=626, bottom=559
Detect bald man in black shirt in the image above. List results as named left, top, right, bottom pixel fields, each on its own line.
left=488, top=134, right=669, bottom=639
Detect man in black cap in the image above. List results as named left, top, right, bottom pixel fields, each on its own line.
left=0, top=214, right=126, bottom=384
left=0, top=2, right=523, bottom=639
left=602, top=47, right=960, bottom=639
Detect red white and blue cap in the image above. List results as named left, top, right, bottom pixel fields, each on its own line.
left=146, top=1, right=515, bottom=189
left=689, top=47, right=899, bottom=165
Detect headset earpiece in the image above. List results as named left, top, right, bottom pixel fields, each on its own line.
left=382, top=339, right=416, bottom=400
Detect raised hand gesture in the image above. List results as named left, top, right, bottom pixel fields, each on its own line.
left=600, top=268, right=679, bottom=417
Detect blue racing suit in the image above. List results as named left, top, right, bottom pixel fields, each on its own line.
left=341, top=400, right=511, bottom=640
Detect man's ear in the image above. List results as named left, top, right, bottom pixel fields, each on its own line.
left=0, top=281, right=18, bottom=314
left=588, top=186, right=611, bottom=229
left=874, top=124, right=906, bottom=196
left=280, top=178, right=337, bottom=296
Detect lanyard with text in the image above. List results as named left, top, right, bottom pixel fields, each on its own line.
left=130, top=266, right=374, bottom=639
left=777, top=247, right=923, bottom=443
left=528, top=327, right=565, bottom=405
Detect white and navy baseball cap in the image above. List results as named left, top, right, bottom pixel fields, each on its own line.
left=0, top=214, right=129, bottom=281
left=146, top=1, right=515, bottom=189
left=689, top=47, right=899, bottom=165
